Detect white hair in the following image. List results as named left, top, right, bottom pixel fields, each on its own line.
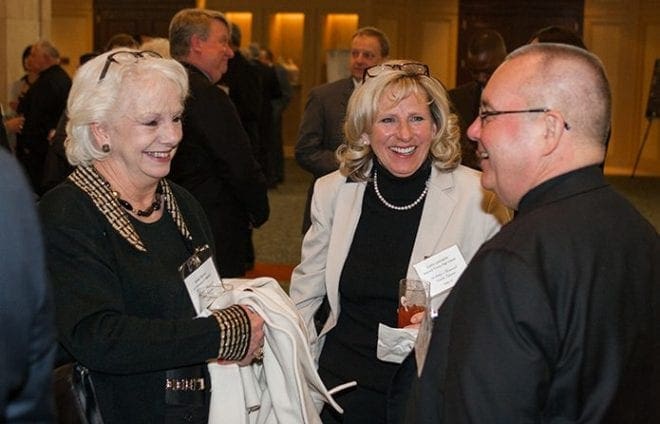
left=65, top=49, right=189, bottom=166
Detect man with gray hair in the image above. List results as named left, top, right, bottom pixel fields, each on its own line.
left=15, top=39, right=71, bottom=195
left=402, top=43, right=659, bottom=423
left=296, top=26, right=390, bottom=234
left=168, top=8, right=269, bottom=278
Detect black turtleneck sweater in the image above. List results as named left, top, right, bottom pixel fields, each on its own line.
left=319, top=159, right=431, bottom=395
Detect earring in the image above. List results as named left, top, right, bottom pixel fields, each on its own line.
left=102, top=144, right=111, bottom=153
left=359, top=134, right=370, bottom=146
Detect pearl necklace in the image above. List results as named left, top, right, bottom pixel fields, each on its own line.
left=373, top=168, right=429, bottom=211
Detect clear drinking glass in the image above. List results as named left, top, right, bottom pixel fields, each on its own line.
left=397, top=279, right=430, bottom=328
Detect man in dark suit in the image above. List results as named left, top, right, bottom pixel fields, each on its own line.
left=404, top=43, right=659, bottom=423
left=0, top=149, right=56, bottom=422
left=259, top=47, right=293, bottom=186
left=169, top=8, right=269, bottom=278
left=247, top=42, right=283, bottom=188
left=295, top=26, right=390, bottom=233
left=448, top=29, right=506, bottom=170
left=219, top=23, right=262, bottom=166
left=16, top=40, right=71, bottom=195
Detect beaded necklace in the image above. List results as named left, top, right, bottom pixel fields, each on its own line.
left=104, top=179, right=163, bottom=218
left=115, top=193, right=162, bottom=217
left=109, top=183, right=163, bottom=217
left=372, top=168, right=429, bottom=211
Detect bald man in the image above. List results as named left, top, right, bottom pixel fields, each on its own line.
left=404, top=43, right=659, bottom=423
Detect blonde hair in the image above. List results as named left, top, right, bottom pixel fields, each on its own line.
left=339, top=60, right=461, bottom=181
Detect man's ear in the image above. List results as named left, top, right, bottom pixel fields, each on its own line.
left=540, top=111, right=565, bottom=155
left=190, top=34, right=203, bottom=54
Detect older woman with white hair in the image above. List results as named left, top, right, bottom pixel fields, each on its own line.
left=289, top=60, right=510, bottom=423
left=39, top=49, right=264, bottom=423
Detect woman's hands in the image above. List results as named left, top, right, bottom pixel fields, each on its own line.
left=210, top=304, right=265, bottom=366
left=402, top=311, right=425, bottom=330
left=237, top=305, right=265, bottom=366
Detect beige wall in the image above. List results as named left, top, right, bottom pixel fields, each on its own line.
left=585, top=0, right=660, bottom=176
left=9, top=0, right=659, bottom=176
left=1, top=0, right=51, bottom=110
left=51, top=0, right=93, bottom=77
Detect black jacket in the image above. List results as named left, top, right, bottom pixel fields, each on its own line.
left=169, top=63, right=269, bottom=277
left=403, top=166, right=659, bottom=423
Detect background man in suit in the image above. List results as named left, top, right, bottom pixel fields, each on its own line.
left=448, top=29, right=506, bottom=170
left=219, top=23, right=262, bottom=164
left=405, top=43, right=659, bottom=423
left=15, top=39, right=71, bottom=195
left=0, top=149, right=56, bottom=422
left=259, top=47, right=293, bottom=186
left=169, top=8, right=269, bottom=278
left=295, top=26, right=390, bottom=233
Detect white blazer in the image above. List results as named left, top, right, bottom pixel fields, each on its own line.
left=289, top=164, right=510, bottom=361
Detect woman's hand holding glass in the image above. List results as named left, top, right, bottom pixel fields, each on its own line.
left=398, top=279, right=430, bottom=330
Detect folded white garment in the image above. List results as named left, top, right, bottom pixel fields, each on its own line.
left=205, top=277, right=351, bottom=424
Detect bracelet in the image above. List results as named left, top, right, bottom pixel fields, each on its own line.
left=211, top=305, right=251, bottom=361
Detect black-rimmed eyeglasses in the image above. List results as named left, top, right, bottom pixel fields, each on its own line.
left=362, top=62, right=430, bottom=83
left=98, top=50, right=163, bottom=82
left=478, top=108, right=571, bottom=130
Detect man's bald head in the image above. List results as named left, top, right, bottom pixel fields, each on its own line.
left=505, top=43, right=611, bottom=147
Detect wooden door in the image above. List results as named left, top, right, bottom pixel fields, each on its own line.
left=94, top=0, right=195, bottom=51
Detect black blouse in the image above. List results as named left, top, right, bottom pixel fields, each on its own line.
left=319, top=159, right=431, bottom=393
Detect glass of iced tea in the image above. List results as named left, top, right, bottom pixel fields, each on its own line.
left=397, top=279, right=429, bottom=328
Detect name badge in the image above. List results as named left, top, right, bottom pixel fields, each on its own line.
left=413, top=244, right=467, bottom=298
left=179, top=245, right=223, bottom=315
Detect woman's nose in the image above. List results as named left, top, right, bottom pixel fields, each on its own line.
left=163, top=122, right=182, bottom=144
left=397, top=121, right=412, bottom=140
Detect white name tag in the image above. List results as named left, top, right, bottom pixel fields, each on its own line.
left=413, top=244, right=467, bottom=298
left=179, top=245, right=223, bottom=315
left=184, top=257, right=223, bottom=315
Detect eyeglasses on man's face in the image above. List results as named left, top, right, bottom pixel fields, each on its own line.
left=362, top=62, right=430, bottom=83
left=98, top=50, right=163, bottom=82
left=478, top=108, right=571, bottom=130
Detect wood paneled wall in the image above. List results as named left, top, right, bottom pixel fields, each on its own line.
left=585, top=0, right=660, bottom=176
left=30, top=0, right=660, bottom=175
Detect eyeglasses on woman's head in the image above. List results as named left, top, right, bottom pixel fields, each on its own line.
left=98, top=50, right=163, bottom=82
left=362, top=62, right=430, bottom=83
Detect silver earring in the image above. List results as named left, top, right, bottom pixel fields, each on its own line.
left=102, top=144, right=110, bottom=153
